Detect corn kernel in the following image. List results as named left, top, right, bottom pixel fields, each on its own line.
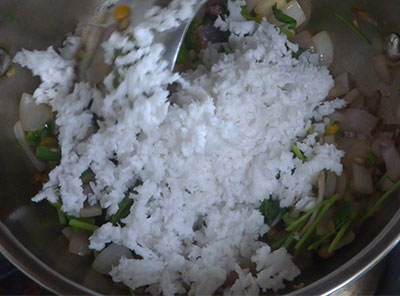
left=40, top=137, right=58, bottom=148
left=255, top=14, right=264, bottom=22
left=113, top=5, right=131, bottom=22
left=326, top=123, right=339, bottom=135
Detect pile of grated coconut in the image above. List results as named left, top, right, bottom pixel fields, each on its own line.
left=14, top=0, right=346, bottom=294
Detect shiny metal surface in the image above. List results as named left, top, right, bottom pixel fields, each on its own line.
left=0, top=0, right=399, bottom=295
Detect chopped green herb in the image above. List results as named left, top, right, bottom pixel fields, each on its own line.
left=308, top=226, right=339, bottom=251
left=292, top=144, right=306, bottom=162
left=366, top=149, right=379, bottom=167
left=26, top=131, right=42, bottom=146
left=374, top=172, right=388, bottom=191
left=282, top=212, right=296, bottom=226
left=271, top=233, right=290, bottom=250
left=50, top=202, right=67, bottom=225
left=307, top=124, right=315, bottom=135
left=25, top=123, right=53, bottom=147
left=273, top=5, right=297, bottom=30
left=360, top=179, right=400, bottom=225
left=286, top=200, right=328, bottom=232
left=336, top=129, right=345, bottom=137
left=295, top=194, right=339, bottom=251
left=69, top=218, right=99, bottom=232
left=335, top=13, right=372, bottom=45
left=260, top=199, right=284, bottom=224
left=334, top=201, right=353, bottom=227
left=111, top=196, right=134, bottom=224
left=240, top=6, right=261, bottom=23
left=177, top=46, right=190, bottom=65
left=292, top=47, right=307, bottom=59
left=328, top=219, right=352, bottom=253
left=36, top=146, right=61, bottom=162
left=223, top=44, right=233, bottom=54
left=7, top=13, right=14, bottom=22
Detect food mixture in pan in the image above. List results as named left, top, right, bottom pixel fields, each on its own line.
left=8, top=0, right=400, bottom=294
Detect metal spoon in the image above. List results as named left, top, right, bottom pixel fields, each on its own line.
left=101, top=0, right=207, bottom=71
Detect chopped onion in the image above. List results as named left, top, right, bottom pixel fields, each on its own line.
left=80, top=204, right=102, bottom=218
left=335, top=73, right=350, bottom=93
left=13, top=121, right=46, bottom=172
left=62, top=227, right=74, bottom=240
left=381, top=139, right=400, bottom=181
left=283, top=0, right=306, bottom=28
left=349, top=95, right=365, bottom=109
left=297, top=0, right=311, bottom=23
left=324, top=171, right=337, bottom=198
left=255, top=0, right=286, bottom=16
left=373, top=54, right=392, bottom=85
left=92, top=244, right=133, bottom=275
left=336, top=170, right=348, bottom=200
left=327, top=73, right=350, bottom=99
left=316, top=209, right=335, bottom=236
left=343, top=88, right=360, bottom=105
left=291, top=30, right=313, bottom=49
left=381, top=178, right=394, bottom=192
left=300, top=171, right=324, bottom=236
left=329, top=108, right=378, bottom=134
left=334, top=231, right=355, bottom=251
left=350, top=162, right=374, bottom=194
left=246, top=0, right=260, bottom=12
left=19, top=93, right=53, bottom=132
left=312, top=31, right=334, bottom=66
left=68, top=231, right=91, bottom=256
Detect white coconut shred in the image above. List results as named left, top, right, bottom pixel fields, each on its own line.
left=14, top=0, right=346, bottom=294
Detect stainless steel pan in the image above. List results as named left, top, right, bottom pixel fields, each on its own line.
left=0, top=0, right=399, bottom=294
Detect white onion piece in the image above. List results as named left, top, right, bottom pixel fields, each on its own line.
left=350, top=162, right=374, bottom=194
left=13, top=121, right=46, bottom=172
left=62, top=227, right=74, bottom=240
left=80, top=204, right=102, bottom=218
left=349, top=95, right=365, bottom=109
left=19, top=93, right=53, bottom=132
left=330, top=108, right=378, bottom=134
left=373, top=54, right=392, bottom=85
left=68, top=232, right=91, bottom=256
left=291, top=30, right=313, bottom=49
left=300, top=171, right=324, bottom=236
left=316, top=209, right=334, bottom=236
left=312, top=31, right=334, bottom=66
left=382, top=178, right=394, bottom=192
left=255, top=0, right=286, bottom=16
left=381, top=141, right=400, bottom=181
left=92, top=244, right=133, bottom=275
left=335, top=73, right=350, bottom=93
left=334, top=231, right=355, bottom=250
left=297, top=0, right=311, bottom=23
left=283, top=0, right=306, bottom=28
left=324, top=171, right=337, bottom=198
left=343, top=88, right=360, bottom=104
left=246, top=0, right=260, bottom=11
left=336, top=170, right=348, bottom=200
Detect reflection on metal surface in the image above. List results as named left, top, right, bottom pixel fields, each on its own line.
left=0, top=0, right=399, bottom=295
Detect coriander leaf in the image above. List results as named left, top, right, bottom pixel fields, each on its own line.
left=335, top=13, right=372, bottom=45
left=260, top=199, right=283, bottom=224
left=26, top=131, right=42, bottom=146
left=292, top=47, right=307, bottom=59
left=366, top=148, right=379, bottom=167
left=7, top=13, right=14, bottom=22
left=282, top=211, right=296, bottom=226
left=334, top=201, right=353, bottom=227
left=273, top=5, right=296, bottom=30
left=292, top=144, right=306, bottom=162
left=240, top=5, right=260, bottom=23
